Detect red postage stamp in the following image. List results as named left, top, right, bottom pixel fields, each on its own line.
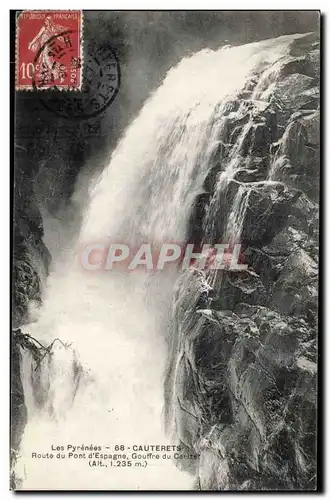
left=16, top=10, right=83, bottom=90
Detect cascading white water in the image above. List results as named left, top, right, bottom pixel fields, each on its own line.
left=15, top=34, right=306, bottom=490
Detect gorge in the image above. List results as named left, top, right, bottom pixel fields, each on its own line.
left=12, top=29, right=319, bottom=490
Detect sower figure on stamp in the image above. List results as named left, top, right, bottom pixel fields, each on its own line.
left=28, top=16, right=67, bottom=84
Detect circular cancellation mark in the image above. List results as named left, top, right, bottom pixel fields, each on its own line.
left=32, top=31, right=121, bottom=121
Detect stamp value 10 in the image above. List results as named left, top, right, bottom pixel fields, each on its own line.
left=16, top=10, right=83, bottom=91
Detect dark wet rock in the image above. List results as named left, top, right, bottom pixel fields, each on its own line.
left=166, top=277, right=317, bottom=489
left=242, top=246, right=285, bottom=288
left=279, top=120, right=307, bottom=164
left=12, top=166, right=51, bottom=485
left=273, top=224, right=317, bottom=259
left=203, top=179, right=241, bottom=244
left=13, top=189, right=51, bottom=329
left=215, top=269, right=268, bottom=310
left=209, top=139, right=232, bottom=167
left=167, top=33, right=319, bottom=490
left=240, top=182, right=302, bottom=246
left=272, top=110, right=320, bottom=201
left=271, top=249, right=318, bottom=323
left=188, top=193, right=211, bottom=246
left=232, top=156, right=270, bottom=184
left=288, top=193, right=319, bottom=238
left=289, top=32, right=319, bottom=58
left=279, top=56, right=318, bottom=80
left=307, top=49, right=320, bottom=81
left=294, top=110, right=319, bottom=146
left=11, top=339, right=27, bottom=464
left=241, top=122, right=274, bottom=157
left=234, top=167, right=265, bottom=183
left=265, top=73, right=317, bottom=111
left=203, top=163, right=222, bottom=192
left=242, top=224, right=318, bottom=290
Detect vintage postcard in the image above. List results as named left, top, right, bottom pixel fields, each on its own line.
left=16, top=10, right=83, bottom=90
left=11, top=10, right=320, bottom=491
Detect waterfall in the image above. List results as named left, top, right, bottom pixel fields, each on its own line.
left=15, top=33, right=307, bottom=490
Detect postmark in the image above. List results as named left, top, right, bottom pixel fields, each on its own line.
left=16, top=10, right=83, bottom=90
left=34, top=44, right=121, bottom=120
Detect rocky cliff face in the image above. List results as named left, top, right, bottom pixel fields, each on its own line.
left=11, top=167, right=51, bottom=483
left=165, top=33, right=319, bottom=490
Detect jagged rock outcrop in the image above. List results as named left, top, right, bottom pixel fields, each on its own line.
left=166, top=32, right=319, bottom=490
left=11, top=169, right=51, bottom=481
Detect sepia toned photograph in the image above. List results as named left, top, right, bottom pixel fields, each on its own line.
left=11, top=10, right=320, bottom=491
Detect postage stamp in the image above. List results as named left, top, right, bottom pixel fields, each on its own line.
left=36, top=44, right=121, bottom=120
left=16, top=10, right=83, bottom=90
